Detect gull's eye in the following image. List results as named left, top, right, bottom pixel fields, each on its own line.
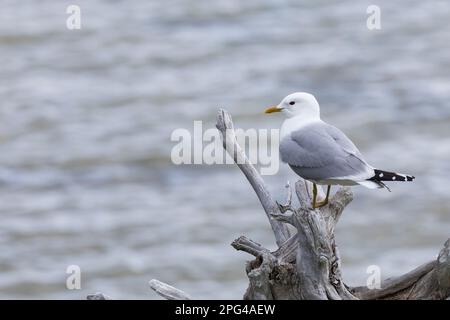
left=289, top=101, right=295, bottom=105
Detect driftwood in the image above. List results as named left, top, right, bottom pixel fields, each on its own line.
left=145, top=109, right=450, bottom=300
left=149, top=279, right=192, bottom=300
left=86, top=292, right=112, bottom=300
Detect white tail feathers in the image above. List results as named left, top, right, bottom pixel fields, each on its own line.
left=358, top=181, right=383, bottom=189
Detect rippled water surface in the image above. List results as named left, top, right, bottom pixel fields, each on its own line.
left=0, top=0, right=449, bottom=299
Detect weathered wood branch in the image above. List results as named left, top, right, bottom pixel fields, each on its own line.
left=232, top=236, right=270, bottom=257
left=216, top=109, right=290, bottom=247
left=86, top=292, right=112, bottom=300
left=87, top=280, right=192, bottom=300
left=149, top=279, right=191, bottom=300
left=148, top=108, right=449, bottom=300
left=352, top=238, right=450, bottom=300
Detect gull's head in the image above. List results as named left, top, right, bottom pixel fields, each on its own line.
left=265, top=92, right=320, bottom=119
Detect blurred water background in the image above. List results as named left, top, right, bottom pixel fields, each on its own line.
left=0, top=0, right=449, bottom=299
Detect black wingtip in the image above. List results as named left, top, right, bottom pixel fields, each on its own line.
left=370, top=169, right=415, bottom=182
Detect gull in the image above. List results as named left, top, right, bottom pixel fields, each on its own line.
left=265, top=92, right=415, bottom=209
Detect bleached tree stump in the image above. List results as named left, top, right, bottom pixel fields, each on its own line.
left=147, top=109, right=450, bottom=300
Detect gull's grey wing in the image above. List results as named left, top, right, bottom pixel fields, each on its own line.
left=280, top=122, right=372, bottom=181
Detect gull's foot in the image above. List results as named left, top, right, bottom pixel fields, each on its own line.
left=312, top=198, right=328, bottom=209
left=311, top=184, right=331, bottom=209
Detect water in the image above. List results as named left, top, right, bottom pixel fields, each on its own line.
left=0, top=0, right=449, bottom=299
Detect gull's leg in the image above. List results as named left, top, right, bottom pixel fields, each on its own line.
left=312, top=183, right=318, bottom=209
left=314, top=185, right=331, bottom=208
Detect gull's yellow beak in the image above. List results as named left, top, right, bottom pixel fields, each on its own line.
left=264, top=106, right=281, bottom=114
